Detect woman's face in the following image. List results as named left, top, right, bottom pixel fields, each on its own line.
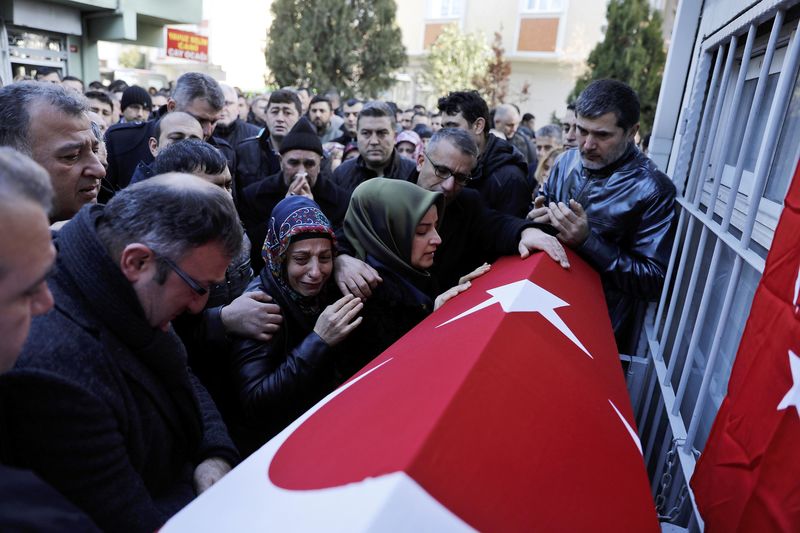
left=285, top=238, right=333, bottom=297
left=410, top=206, right=441, bottom=270
left=396, top=141, right=416, bottom=160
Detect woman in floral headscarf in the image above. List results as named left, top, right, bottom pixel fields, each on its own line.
left=230, top=195, right=362, bottom=453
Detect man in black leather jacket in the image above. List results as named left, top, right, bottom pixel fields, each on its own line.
left=528, top=79, right=677, bottom=351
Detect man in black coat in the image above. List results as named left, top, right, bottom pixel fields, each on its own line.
left=438, top=91, right=532, bottom=218
left=330, top=101, right=417, bottom=198
left=103, top=72, right=235, bottom=202
left=0, top=148, right=100, bottom=532
left=0, top=174, right=242, bottom=533
left=213, top=83, right=260, bottom=149
left=239, top=118, right=349, bottom=274
left=333, top=128, right=569, bottom=299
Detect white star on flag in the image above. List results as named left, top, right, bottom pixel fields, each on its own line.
left=777, top=350, right=800, bottom=418
left=436, top=279, right=592, bottom=359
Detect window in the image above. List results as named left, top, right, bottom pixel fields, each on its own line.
left=426, top=0, right=463, bottom=20
left=522, top=0, right=565, bottom=13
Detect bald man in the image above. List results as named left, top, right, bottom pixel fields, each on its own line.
left=127, top=112, right=204, bottom=185
left=494, top=103, right=537, bottom=169
left=213, top=83, right=259, bottom=149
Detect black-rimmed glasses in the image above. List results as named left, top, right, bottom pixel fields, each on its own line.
left=424, top=151, right=472, bottom=185
left=160, top=256, right=208, bottom=296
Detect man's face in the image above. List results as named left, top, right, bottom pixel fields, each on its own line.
left=38, top=72, right=60, bottom=84
left=252, top=99, right=269, bottom=122
left=238, top=96, right=249, bottom=121
left=400, top=111, right=414, bottom=131
left=357, top=116, right=395, bottom=170
left=217, top=88, right=239, bottom=127
left=131, top=241, right=230, bottom=332
left=152, top=94, right=168, bottom=109
left=87, top=98, right=113, bottom=128
left=281, top=149, right=321, bottom=188
left=412, top=114, right=430, bottom=129
left=342, top=102, right=363, bottom=135
left=415, top=139, right=476, bottom=204
left=441, top=111, right=483, bottom=146
left=87, top=111, right=108, bottom=136
left=61, top=79, right=83, bottom=93
left=495, top=111, right=520, bottom=139
left=175, top=97, right=220, bottom=140
left=430, top=115, right=442, bottom=132
left=562, top=110, right=578, bottom=149
left=122, top=104, right=150, bottom=123
left=28, top=105, right=105, bottom=221
left=308, top=102, right=332, bottom=131
left=266, top=102, right=300, bottom=140
left=197, top=166, right=233, bottom=197
left=536, top=136, right=561, bottom=160
left=154, top=114, right=204, bottom=156
left=576, top=111, right=636, bottom=170
left=0, top=201, right=55, bottom=372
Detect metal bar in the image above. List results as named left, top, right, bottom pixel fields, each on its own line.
left=657, top=216, right=696, bottom=361
left=742, top=17, right=800, bottom=246
left=677, top=197, right=767, bottom=273
left=685, top=256, right=744, bottom=449
left=666, top=227, right=709, bottom=381
left=655, top=208, right=686, bottom=339
left=690, top=36, right=739, bottom=208
left=673, top=237, right=723, bottom=415
left=637, top=355, right=658, bottom=431
left=722, top=11, right=785, bottom=230
left=682, top=48, right=726, bottom=203
left=704, top=25, right=757, bottom=214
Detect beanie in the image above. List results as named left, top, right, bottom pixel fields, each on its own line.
left=279, top=117, right=323, bottom=156
left=121, top=85, right=153, bottom=111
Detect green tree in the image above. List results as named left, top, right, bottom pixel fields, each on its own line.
left=570, top=0, right=666, bottom=132
left=265, top=0, right=406, bottom=98
left=473, top=31, right=512, bottom=107
left=423, top=25, right=490, bottom=98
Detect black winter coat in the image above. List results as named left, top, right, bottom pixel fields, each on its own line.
left=330, top=150, right=416, bottom=197
left=233, top=129, right=281, bottom=202
left=470, top=134, right=532, bottom=218
left=213, top=118, right=260, bottom=150
left=540, top=145, right=677, bottom=349
left=0, top=206, right=239, bottom=533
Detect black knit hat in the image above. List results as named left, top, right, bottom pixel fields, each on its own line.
left=121, top=85, right=153, bottom=111
left=279, top=117, right=323, bottom=156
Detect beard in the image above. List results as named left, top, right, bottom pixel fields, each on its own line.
left=581, top=139, right=631, bottom=170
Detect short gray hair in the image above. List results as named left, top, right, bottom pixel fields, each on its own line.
left=428, top=128, right=479, bottom=158
left=536, top=124, right=563, bottom=142
left=0, top=82, right=88, bottom=154
left=171, top=72, right=225, bottom=112
left=0, top=147, right=53, bottom=213
left=96, top=173, right=242, bottom=277
left=358, top=101, right=396, bottom=130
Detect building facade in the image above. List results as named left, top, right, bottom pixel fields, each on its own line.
left=631, top=0, right=800, bottom=529
left=0, top=0, right=201, bottom=85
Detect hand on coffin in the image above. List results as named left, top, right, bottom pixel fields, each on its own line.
left=314, top=293, right=363, bottom=346
left=458, top=262, right=491, bottom=286
left=193, top=457, right=232, bottom=494
left=221, top=291, right=283, bottom=342
left=434, top=280, right=472, bottom=311
left=334, top=254, right=383, bottom=300
left=518, top=227, right=570, bottom=269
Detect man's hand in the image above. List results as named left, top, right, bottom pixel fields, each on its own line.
left=434, top=281, right=471, bottom=311
left=313, top=294, right=363, bottom=346
left=526, top=196, right=551, bottom=223
left=548, top=199, right=590, bottom=248
left=193, top=457, right=232, bottom=494
left=518, top=227, right=570, bottom=269
left=334, top=254, right=383, bottom=300
left=220, top=291, right=283, bottom=342
left=286, top=173, right=313, bottom=199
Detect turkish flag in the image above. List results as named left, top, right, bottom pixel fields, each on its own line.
left=163, top=252, right=657, bottom=531
left=691, top=160, right=800, bottom=531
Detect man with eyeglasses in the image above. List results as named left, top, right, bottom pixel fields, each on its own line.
left=0, top=174, right=241, bottom=532
left=333, top=128, right=570, bottom=298
left=239, top=117, right=349, bottom=274
left=103, top=72, right=236, bottom=202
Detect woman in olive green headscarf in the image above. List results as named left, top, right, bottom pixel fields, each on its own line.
left=338, top=178, right=467, bottom=376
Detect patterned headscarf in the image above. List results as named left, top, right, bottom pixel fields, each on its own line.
left=263, top=196, right=336, bottom=311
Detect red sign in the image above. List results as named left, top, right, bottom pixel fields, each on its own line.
left=166, top=28, right=208, bottom=62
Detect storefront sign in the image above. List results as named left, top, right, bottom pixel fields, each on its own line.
left=166, top=28, right=208, bottom=62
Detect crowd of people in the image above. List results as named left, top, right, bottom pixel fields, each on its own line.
left=0, top=68, right=676, bottom=531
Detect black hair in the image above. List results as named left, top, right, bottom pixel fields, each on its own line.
left=437, top=90, right=490, bottom=137
left=152, top=139, right=228, bottom=177
left=575, top=79, right=640, bottom=131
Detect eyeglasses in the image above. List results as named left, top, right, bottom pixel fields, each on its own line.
left=160, top=256, right=208, bottom=296
left=424, top=152, right=472, bottom=185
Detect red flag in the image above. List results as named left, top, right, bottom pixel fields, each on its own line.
left=691, top=160, right=800, bottom=531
